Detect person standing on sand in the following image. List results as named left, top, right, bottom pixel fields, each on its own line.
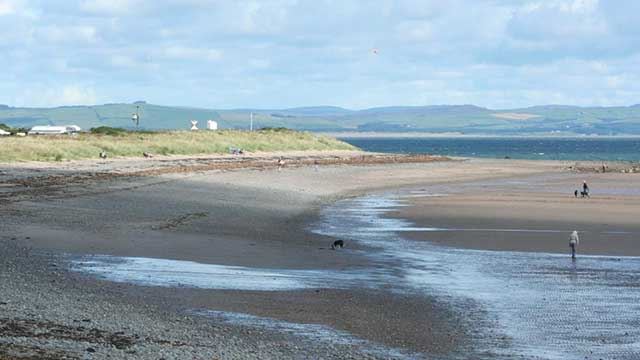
left=569, top=231, right=579, bottom=259
left=583, top=181, right=589, bottom=196
left=277, top=157, right=285, bottom=171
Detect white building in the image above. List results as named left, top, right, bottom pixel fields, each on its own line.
left=29, top=125, right=81, bottom=135
left=207, top=120, right=218, bottom=130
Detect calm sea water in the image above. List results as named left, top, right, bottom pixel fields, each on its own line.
left=340, top=137, right=640, bottom=161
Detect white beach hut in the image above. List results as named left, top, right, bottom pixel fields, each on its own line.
left=0, top=129, right=10, bottom=136
left=207, top=120, right=218, bottom=130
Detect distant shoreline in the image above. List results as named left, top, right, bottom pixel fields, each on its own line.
left=322, top=131, right=640, bottom=139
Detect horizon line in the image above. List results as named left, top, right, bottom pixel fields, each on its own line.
left=2, top=102, right=640, bottom=112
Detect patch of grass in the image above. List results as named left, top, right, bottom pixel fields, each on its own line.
left=89, top=126, right=128, bottom=136
left=258, top=127, right=291, bottom=132
left=0, top=130, right=357, bottom=162
left=0, top=123, right=28, bottom=134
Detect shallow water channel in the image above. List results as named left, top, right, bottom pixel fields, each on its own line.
left=314, top=192, right=640, bottom=360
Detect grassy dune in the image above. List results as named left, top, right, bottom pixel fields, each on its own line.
left=0, top=129, right=357, bottom=162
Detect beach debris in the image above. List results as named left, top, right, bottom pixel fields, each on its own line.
left=143, top=152, right=153, bottom=158
left=153, top=212, right=208, bottom=230
left=568, top=162, right=639, bottom=173
left=331, top=240, right=345, bottom=250
left=229, top=147, right=244, bottom=155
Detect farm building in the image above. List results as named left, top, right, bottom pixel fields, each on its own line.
left=29, top=125, right=81, bottom=135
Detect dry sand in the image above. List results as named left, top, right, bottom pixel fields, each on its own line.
left=395, top=170, right=640, bottom=256
left=3, top=153, right=634, bottom=358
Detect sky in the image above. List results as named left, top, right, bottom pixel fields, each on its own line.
left=0, top=0, right=638, bottom=109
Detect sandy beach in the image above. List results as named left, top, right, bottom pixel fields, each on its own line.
left=395, top=170, right=640, bottom=256
left=1, top=153, right=638, bottom=359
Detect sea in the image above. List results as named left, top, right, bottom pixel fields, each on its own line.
left=339, top=136, right=640, bottom=162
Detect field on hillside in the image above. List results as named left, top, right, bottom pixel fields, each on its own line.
left=3, top=103, right=640, bottom=135
left=0, top=129, right=356, bottom=162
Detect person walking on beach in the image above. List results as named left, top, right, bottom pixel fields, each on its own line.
left=569, top=230, right=579, bottom=259
left=582, top=181, right=589, bottom=197
left=277, top=156, right=285, bottom=171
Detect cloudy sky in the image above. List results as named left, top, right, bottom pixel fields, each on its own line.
left=0, top=0, right=638, bottom=109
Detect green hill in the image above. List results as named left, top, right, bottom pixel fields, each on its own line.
left=2, top=102, right=640, bottom=135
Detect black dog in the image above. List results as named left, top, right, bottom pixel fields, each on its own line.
left=331, top=240, right=344, bottom=250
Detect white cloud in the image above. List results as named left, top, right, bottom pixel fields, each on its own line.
left=396, top=20, right=433, bottom=42
left=160, top=46, right=222, bottom=61
left=80, top=0, right=139, bottom=15
left=38, top=25, right=98, bottom=43
left=1, top=1, right=639, bottom=108
left=110, top=54, right=137, bottom=68
left=248, top=58, right=271, bottom=69
left=0, top=0, right=15, bottom=15
left=15, top=85, right=98, bottom=107
left=0, top=0, right=34, bottom=17
left=58, top=85, right=98, bottom=105
left=509, top=0, right=608, bottom=40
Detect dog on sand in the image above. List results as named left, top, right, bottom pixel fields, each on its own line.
left=331, top=240, right=344, bottom=250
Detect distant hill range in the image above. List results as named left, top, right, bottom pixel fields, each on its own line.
left=2, top=102, right=640, bottom=135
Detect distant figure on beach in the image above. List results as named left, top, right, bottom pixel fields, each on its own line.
left=277, top=157, right=285, bottom=171
left=314, top=160, right=319, bottom=172
left=574, top=190, right=578, bottom=198
left=582, top=181, right=590, bottom=197
left=99, top=151, right=107, bottom=159
left=331, top=240, right=344, bottom=250
left=569, top=231, right=579, bottom=259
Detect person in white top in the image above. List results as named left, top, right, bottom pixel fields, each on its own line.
left=569, top=231, right=579, bottom=259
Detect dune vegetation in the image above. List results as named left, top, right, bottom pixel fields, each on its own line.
left=0, top=128, right=357, bottom=162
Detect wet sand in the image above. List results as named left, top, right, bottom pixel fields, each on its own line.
left=0, top=155, right=612, bottom=358
left=396, top=171, right=640, bottom=256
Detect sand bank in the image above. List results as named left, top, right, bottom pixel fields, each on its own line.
left=395, top=170, right=640, bottom=256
